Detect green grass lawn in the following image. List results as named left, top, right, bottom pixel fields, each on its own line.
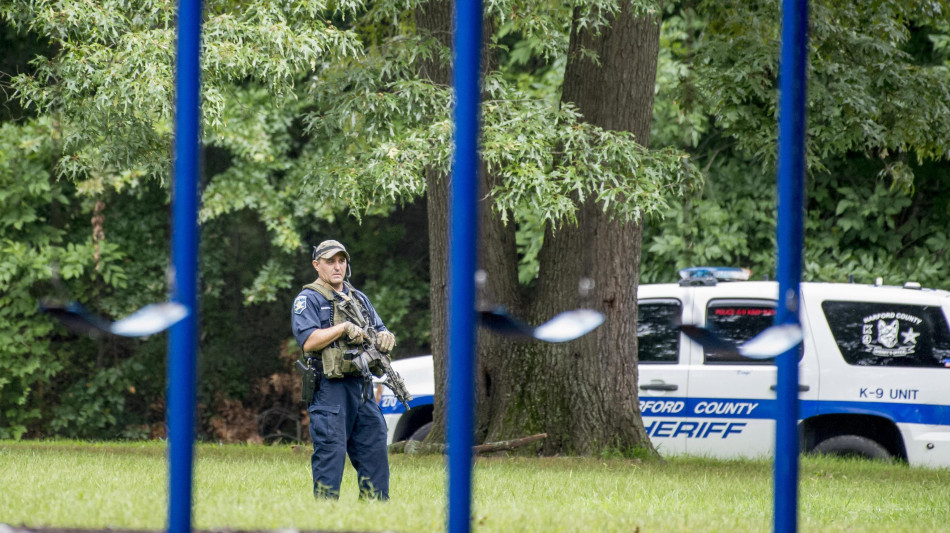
left=1, top=440, right=948, bottom=532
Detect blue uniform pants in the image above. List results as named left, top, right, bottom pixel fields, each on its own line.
left=308, top=375, right=389, bottom=499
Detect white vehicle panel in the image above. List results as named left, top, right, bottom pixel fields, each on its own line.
left=901, top=423, right=950, bottom=467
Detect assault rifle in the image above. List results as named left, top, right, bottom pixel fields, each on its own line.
left=345, top=328, right=413, bottom=411
left=335, top=291, right=413, bottom=410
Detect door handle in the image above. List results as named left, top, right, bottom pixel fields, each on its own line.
left=640, top=383, right=679, bottom=391
left=770, top=384, right=810, bottom=392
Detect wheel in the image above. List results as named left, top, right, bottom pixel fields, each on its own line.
left=409, top=421, right=433, bottom=442
left=812, top=435, right=892, bottom=461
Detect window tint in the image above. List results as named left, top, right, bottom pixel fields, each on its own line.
left=821, top=301, right=950, bottom=368
left=638, top=300, right=681, bottom=363
left=705, top=300, right=778, bottom=364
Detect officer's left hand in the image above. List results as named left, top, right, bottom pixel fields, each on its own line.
left=376, top=330, right=396, bottom=353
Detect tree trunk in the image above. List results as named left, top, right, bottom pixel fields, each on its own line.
left=417, top=0, right=453, bottom=443
left=422, top=2, right=661, bottom=455
left=475, top=4, right=662, bottom=454
left=417, top=1, right=513, bottom=444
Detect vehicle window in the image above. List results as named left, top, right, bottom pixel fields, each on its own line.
left=821, top=301, right=950, bottom=368
left=638, top=300, right=681, bottom=364
left=705, top=300, right=778, bottom=364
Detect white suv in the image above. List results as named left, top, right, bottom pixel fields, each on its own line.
left=379, top=271, right=950, bottom=467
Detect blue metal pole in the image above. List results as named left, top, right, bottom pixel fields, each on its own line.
left=448, top=0, right=482, bottom=531
left=168, top=0, right=202, bottom=532
left=774, top=1, right=808, bottom=532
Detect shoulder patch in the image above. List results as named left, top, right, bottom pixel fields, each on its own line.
left=293, top=295, right=307, bottom=315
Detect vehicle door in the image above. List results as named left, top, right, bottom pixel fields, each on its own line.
left=637, top=285, right=692, bottom=455
left=684, top=284, right=786, bottom=458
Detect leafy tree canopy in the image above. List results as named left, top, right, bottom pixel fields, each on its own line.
left=690, top=0, right=950, bottom=184
left=642, top=0, right=950, bottom=286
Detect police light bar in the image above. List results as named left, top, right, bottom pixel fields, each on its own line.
left=679, top=266, right=752, bottom=283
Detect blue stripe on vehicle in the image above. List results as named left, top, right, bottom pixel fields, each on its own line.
left=378, top=394, right=435, bottom=414
left=386, top=395, right=950, bottom=426
left=639, top=396, right=950, bottom=426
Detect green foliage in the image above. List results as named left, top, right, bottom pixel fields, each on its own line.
left=652, top=5, right=709, bottom=149
left=294, top=0, right=698, bottom=228
left=691, top=0, right=950, bottom=179
left=242, top=257, right=296, bottom=305
left=2, top=0, right=361, bottom=275
left=302, top=67, right=700, bottom=231
left=4, top=0, right=362, bottom=186
left=0, top=116, right=173, bottom=439
left=643, top=154, right=950, bottom=288
left=515, top=210, right=545, bottom=284
left=802, top=159, right=950, bottom=285
left=49, top=358, right=144, bottom=438
left=480, top=84, right=700, bottom=225
left=0, top=0, right=368, bottom=438
left=0, top=118, right=63, bottom=438
left=360, top=272, right=431, bottom=350
left=642, top=156, right=777, bottom=283
left=644, top=1, right=950, bottom=287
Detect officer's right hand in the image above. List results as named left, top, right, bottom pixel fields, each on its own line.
left=341, top=321, right=365, bottom=344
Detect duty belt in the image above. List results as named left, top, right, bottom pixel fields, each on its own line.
left=314, top=349, right=364, bottom=376
left=309, top=349, right=359, bottom=361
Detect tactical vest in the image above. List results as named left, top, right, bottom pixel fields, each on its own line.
left=302, top=279, right=367, bottom=378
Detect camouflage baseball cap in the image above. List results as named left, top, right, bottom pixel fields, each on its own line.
left=312, top=239, right=350, bottom=261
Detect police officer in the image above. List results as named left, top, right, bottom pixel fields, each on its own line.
left=291, top=239, right=396, bottom=499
